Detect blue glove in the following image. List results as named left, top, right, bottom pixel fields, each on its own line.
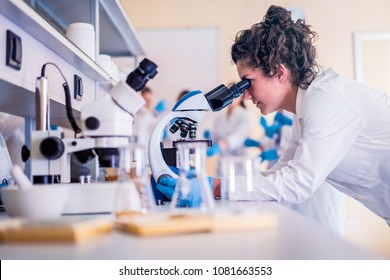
left=172, top=177, right=214, bottom=208
left=274, top=111, right=292, bottom=126
left=260, top=116, right=267, bottom=128
left=265, top=124, right=280, bottom=139
left=244, top=138, right=261, bottom=148
left=260, top=148, right=279, bottom=161
left=154, top=99, right=167, bottom=115
left=260, top=116, right=280, bottom=139
left=203, top=130, right=211, bottom=140
left=156, top=177, right=178, bottom=199
left=156, top=175, right=214, bottom=205
left=207, top=144, right=220, bottom=156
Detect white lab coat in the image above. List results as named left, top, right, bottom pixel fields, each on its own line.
left=0, top=112, right=24, bottom=168
left=258, top=69, right=390, bottom=225
left=133, top=107, right=159, bottom=162
left=209, top=106, right=252, bottom=181
left=278, top=113, right=344, bottom=234
left=0, top=132, right=13, bottom=183
left=212, top=106, right=252, bottom=157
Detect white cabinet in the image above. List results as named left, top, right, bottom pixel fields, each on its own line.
left=0, top=0, right=144, bottom=126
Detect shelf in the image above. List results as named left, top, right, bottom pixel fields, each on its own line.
left=19, top=0, right=145, bottom=57
left=0, top=0, right=144, bottom=123
left=1, top=0, right=145, bottom=81
left=99, top=0, right=145, bottom=56
left=0, top=0, right=110, bottom=82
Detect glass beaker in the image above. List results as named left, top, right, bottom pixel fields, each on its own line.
left=219, top=156, right=259, bottom=201
left=170, top=141, right=215, bottom=212
left=116, top=144, right=155, bottom=214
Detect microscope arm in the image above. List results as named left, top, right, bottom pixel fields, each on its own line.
left=149, top=90, right=210, bottom=183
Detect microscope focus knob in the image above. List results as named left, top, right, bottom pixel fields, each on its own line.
left=39, top=137, right=65, bottom=160
left=21, top=145, right=30, bottom=162
left=85, top=117, right=100, bottom=130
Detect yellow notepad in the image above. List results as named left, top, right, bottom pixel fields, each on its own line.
left=0, top=217, right=113, bottom=243
left=116, top=211, right=277, bottom=237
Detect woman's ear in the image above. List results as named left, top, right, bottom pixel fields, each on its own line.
left=276, top=64, right=288, bottom=81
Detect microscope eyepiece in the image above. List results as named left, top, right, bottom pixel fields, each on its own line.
left=126, top=58, right=158, bottom=92
left=204, top=78, right=251, bottom=112
left=230, top=79, right=251, bottom=98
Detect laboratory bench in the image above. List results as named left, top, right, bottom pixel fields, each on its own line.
left=0, top=201, right=380, bottom=260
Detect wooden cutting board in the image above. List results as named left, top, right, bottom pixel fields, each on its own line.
left=116, top=210, right=278, bottom=237
left=0, top=217, right=113, bottom=243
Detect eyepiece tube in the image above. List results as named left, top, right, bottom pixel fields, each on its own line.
left=229, top=79, right=250, bottom=98
left=126, top=58, right=158, bottom=92
left=204, top=78, right=251, bottom=112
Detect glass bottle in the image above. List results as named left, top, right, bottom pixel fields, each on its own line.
left=219, top=156, right=259, bottom=201
left=170, top=141, right=215, bottom=212
left=116, top=143, right=155, bottom=214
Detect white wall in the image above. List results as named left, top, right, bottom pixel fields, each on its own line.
left=138, top=27, right=220, bottom=111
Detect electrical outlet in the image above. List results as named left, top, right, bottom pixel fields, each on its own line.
left=6, top=30, right=22, bottom=70
left=74, top=75, right=83, bottom=100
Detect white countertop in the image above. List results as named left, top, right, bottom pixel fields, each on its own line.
left=0, top=201, right=379, bottom=260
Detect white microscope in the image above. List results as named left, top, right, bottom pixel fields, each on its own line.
left=23, top=58, right=158, bottom=213
left=148, top=79, right=250, bottom=202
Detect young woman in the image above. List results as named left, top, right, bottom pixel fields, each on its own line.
left=231, top=5, right=390, bottom=225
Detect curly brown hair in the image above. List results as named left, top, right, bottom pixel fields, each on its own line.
left=231, top=5, right=320, bottom=89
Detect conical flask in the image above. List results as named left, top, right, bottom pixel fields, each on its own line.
left=116, top=144, right=155, bottom=214
left=170, top=141, right=215, bottom=212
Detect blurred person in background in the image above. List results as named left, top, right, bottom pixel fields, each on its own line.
left=162, top=89, right=190, bottom=148
left=205, top=83, right=252, bottom=159
left=0, top=112, right=25, bottom=169
left=133, top=86, right=166, bottom=163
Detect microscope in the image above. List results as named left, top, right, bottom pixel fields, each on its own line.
left=22, top=59, right=157, bottom=213
left=148, top=79, right=250, bottom=189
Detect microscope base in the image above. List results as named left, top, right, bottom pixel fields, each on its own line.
left=62, top=182, right=125, bottom=215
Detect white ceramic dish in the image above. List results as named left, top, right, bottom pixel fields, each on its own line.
left=1, top=185, right=70, bottom=220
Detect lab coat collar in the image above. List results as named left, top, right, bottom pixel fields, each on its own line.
left=295, top=87, right=305, bottom=120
